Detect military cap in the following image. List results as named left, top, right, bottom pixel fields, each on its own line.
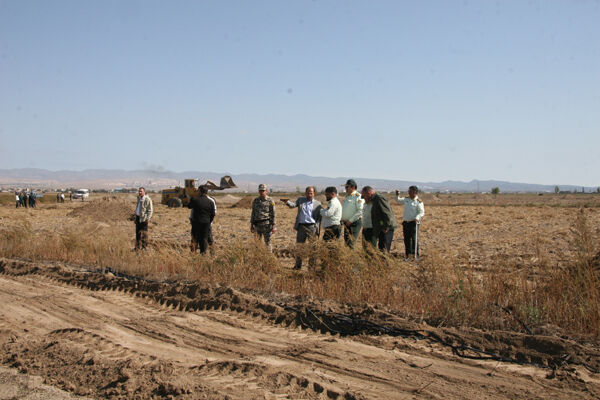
left=342, top=179, right=357, bottom=188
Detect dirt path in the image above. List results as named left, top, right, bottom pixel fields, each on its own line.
left=1, top=258, right=598, bottom=399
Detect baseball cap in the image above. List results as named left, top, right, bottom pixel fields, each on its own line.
left=258, top=184, right=267, bottom=191
left=342, top=179, right=357, bottom=188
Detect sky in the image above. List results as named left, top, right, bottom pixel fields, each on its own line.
left=1, top=1, right=599, bottom=186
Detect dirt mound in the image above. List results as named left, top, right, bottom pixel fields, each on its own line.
left=231, top=196, right=254, bottom=209
left=217, top=194, right=241, bottom=205
left=68, top=196, right=133, bottom=223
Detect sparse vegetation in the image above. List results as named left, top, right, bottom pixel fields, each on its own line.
left=1, top=193, right=598, bottom=338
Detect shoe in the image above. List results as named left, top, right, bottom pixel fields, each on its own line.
left=292, top=265, right=301, bottom=270
left=404, top=257, right=410, bottom=261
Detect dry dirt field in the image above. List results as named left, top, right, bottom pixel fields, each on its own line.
left=0, top=192, right=599, bottom=399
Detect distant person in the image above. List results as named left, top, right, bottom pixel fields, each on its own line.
left=56, top=193, right=60, bottom=203
left=134, top=187, right=153, bottom=250
left=283, top=186, right=322, bottom=270
left=250, top=184, right=276, bottom=251
left=187, top=185, right=215, bottom=253
left=361, top=186, right=397, bottom=252
left=320, top=186, right=342, bottom=241
left=69, top=192, right=72, bottom=201
left=15, top=192, right=20, bottom=208
left=29, top=192, right=36, bottom=208
left=60, top=192, right=65, bottom=203
left=396, top=186, right=425, bottom=260
left=341, top=179, right=364, bottom=248
left=24, top=192, right=29, bottom=208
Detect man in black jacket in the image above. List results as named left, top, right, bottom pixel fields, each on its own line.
left=361, top=186, right=397, bottom=252
left=188, top=186, right=216, bottom=253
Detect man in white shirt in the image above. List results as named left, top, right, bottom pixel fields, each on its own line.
left=341, top=179, right=364, bottom=249
left=396, top=185, right=425, bottom=260
left=320, top=186, right=342, bottom=241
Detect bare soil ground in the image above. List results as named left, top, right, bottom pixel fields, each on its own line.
left=1, top=193, right=599, bottom=398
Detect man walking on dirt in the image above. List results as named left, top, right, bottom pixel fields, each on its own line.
left=250, top=184, right=276, bottom=251
left=341, top=179, right=364, bottom=249
left=134, top=187, right=153, bottom=250
left=188, top=185, right=215, bottom=254
left=361, top=186, right=397, bottom=252
left=283, top=186, right=322, bottom=270
left=396, top=186, right=425, bottom=260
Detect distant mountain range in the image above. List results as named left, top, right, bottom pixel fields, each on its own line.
left=0, top=168, right=595, bottom=193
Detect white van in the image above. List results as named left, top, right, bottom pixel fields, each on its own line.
left=72, top=189, right=90, bottom=200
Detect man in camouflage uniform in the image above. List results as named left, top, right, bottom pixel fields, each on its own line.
left=250, top=184, right=276, bottom=251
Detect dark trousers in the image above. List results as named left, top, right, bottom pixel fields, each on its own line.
left=362, top=228, right=377, bottom=249
left=343, top=219, right=362, bottom=249
left=191, top=222, right=211, bottom=253
left=402, top=221, right=419, bottom=256
left=323, top=225, right=341, bottom=242
left=378, top=229, right=394, bottom=252
left=135, top=217, right=149, bottom=249
left=295, top=223, right=317, bottom=269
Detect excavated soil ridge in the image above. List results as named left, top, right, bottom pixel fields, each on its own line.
left=67, top=196, right=134, bottom=223
left=1, top=257, right=598, bottom=375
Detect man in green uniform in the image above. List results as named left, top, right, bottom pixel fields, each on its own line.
left=250, top=184, right=276, bottom=252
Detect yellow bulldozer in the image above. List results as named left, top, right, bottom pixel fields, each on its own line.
left=161, top=176, right=237, bottom=207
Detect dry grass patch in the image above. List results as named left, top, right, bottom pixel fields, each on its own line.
left=0, top=194, right=599, bottom=339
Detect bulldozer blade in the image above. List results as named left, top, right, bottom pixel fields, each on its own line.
left=219, top=175, right=237, bottom=189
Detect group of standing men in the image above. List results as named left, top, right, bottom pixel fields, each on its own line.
left=250, top=179, right=425, bottom=268
left=15, top=191, right=37, bottom=208
left=132, top=179, right=425, bottom=262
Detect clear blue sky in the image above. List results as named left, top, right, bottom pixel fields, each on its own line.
left=1, top=0, right=598, bottom=186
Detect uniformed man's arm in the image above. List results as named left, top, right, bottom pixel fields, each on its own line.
left=250, top=199, right=258, bottom=224
left=269, top=200, right=275, bottom=225
left=349, top=197, right=364, bottom=223
left=320, top=204, right=335, bottom=217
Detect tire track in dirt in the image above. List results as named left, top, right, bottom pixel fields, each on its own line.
left=1, top=258, right=599, bottom=399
